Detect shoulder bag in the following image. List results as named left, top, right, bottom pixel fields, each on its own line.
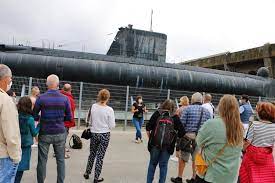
left=195, top=143, right=227, bottom=176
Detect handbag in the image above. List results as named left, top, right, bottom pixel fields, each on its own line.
left=81, top=128, right=92, bottom=140
left=179, top=108, right=204, bottom=152
left=195, top=144, right=227, bottom=176
left=82, top=106, right=93, bottom=140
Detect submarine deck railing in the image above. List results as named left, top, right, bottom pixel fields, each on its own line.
left=13, top=76, right=275, bottom=130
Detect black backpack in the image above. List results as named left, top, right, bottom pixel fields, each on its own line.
left=152, top=111, right=176, bottom=150
left=69, top=134, right=83, bottom=149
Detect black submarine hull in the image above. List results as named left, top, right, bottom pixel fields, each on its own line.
left=0, top=51, right=274, bottom=97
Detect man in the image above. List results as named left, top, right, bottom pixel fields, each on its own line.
left=171, top=92, right=211, bottom=183
left=30, top=86, right=40, bottom=109
left=60, top=83, right=76, bottom=159
left=202, top=93, right=215, bottom=119
left=34, top=74, right=71, bottom=183
left=239, top=94, right=253, bottom=133
left=0, top=64, right=21, bottom=183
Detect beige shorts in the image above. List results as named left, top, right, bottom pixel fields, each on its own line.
left=179, top=146, right=199, bottom=162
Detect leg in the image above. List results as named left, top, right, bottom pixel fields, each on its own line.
left=14, top=171, right=24, bottom=183
left=132, top=118, right=140, bottom=140
left=37, top=135, right=51, bottom=183
left=158, top=150, right=170, bottom=183
left=178, top=159, right=186, bottom=178
left=191, top=147, right=199, bottom=179
left=0, top=157, right=18, bottom=183
left=146, top=147, right=160, bottom=183
left=138, top=118, right=144, bottom=140
left=85, top=133, right=100, bottom=175
left=94, top=133, right=110, bottom=181
left=53, top=133, right=66, bottom=183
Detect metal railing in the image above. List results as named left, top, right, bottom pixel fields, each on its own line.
left=12, top=76, right=275, bottom=130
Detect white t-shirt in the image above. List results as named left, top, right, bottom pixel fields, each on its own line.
left=89, top=103, right=116, bottom=133
left=202, top=102, right=215, bottom=119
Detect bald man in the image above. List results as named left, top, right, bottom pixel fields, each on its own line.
left=33, top=74, right=71, bottom=183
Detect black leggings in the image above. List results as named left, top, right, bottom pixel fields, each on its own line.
left=85, top=132, right=110, bottom=180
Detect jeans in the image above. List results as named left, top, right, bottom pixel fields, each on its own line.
left=147, top=147, right=170, bottom=183
left=37, top=133, right=66, bottom=183
left=15, top=171, right=24, bottom=183
left=0, top=157, right=18, bottom=183
left=132, top=117, right=144, bottom=140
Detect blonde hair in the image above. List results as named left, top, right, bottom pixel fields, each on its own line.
left=180, top=96, right=189, bottom=106
left=218, top=95, right=243, bottom=146
left=97, top=89, right=110, bottom=103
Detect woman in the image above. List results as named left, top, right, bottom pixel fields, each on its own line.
left=84, top=89, right=116, bottom=183
left=175, top=96, right=189, bottom=117
left=146, top=99, right=185, bottom=183
left=239, top=102, right=275, bottom=183
left=15, top=96, right=40, bottom=183
left=195, top=95, right=243, bottom=183
left=131, top=96, right=148, bottom=143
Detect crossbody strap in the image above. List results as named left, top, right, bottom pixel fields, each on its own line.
left=208, top=143, right=228, bottom=167
left=195, top=108, right=204, bottom=135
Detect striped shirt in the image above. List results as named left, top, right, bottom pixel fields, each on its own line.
left=33, top=90, right=72, bottom=135
left=247, top=121, right=275, bottom=147
left=180, top=103, right=211, bottom=133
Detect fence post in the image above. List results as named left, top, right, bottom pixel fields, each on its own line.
left=21, top=84, right=26, bottom=97
left=28, top=77, right=33, bottom=95
left=258, top=96, right=262, bottom=102
left=77, top=82, right=83, bottom=129
left=167, top=89, right=171, bottom=100
left=124, top=86, right=130, bottom=131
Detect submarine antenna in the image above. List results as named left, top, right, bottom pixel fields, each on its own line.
left=150, top=9, right=153, bottom=32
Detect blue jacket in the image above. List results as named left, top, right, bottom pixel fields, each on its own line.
left=19, top=113, right=39, bottom=147
left=240, top=103, right=253, bottom=124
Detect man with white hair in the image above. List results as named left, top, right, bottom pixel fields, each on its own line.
left=171, top=92, right=211, bottom=183
left=33, top=74, right=72, bottom=183
left=0, top=64, right=21, bottom=183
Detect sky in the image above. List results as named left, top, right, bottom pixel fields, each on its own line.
left=1, top=0, right=275, bottom=63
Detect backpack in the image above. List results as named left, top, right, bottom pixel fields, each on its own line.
left=152, top=111, right=176, bottom=150
left=69, top=134, right=83, bottom=149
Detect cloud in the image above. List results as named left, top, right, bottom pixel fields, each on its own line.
left=0, top=0, right=275, bottom=63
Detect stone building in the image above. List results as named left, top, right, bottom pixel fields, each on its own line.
left=181, top=43, right=275, bottom=78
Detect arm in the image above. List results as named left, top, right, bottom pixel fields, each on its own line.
left=173, top=115, right=185, bottom=138
left=108, top=108, right=116, bottom=129
left=33, top=97, right=42, bottom=121
left=0, top=97, right=21, bottom=163
left=180, top=108, right=188, bottom=126
left=131, top=104, right=138, bottom=113
left=28, top=117, right=40, bottom=137
left=64, top=98, right=72, bottom=122
left=143, top=105, right=148, bottom=113
left=196, top=121, right=212, bottom=147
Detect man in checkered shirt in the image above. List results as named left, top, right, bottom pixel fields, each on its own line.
left=171, top=92, right=211, bottom=183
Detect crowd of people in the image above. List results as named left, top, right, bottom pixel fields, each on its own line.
left=1, top=63, right=275, bottom=183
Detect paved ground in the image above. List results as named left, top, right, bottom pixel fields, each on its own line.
left=22, top=127, right=192, bottom=183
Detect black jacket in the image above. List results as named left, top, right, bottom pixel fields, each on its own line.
left=146, top=110, right=185, bottom=155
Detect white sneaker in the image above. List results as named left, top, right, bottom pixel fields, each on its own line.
left=31, top=144, right=38, bottom=148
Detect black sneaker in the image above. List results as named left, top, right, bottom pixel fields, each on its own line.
left=171, top=177, right=183, bottom=183
left=83, top=173, right=89, bottom=180
left=186, top=178, right=195, bottom=183
left=94, top=177, right=104, bottom=183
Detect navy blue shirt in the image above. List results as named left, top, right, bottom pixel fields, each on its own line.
left=33, top=90, right=72, bottom=135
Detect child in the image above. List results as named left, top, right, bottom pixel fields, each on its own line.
left=15, top=96, right=40, bottom=183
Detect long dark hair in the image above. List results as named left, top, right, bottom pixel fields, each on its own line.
left=17, top=96, right=33, bottom=115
